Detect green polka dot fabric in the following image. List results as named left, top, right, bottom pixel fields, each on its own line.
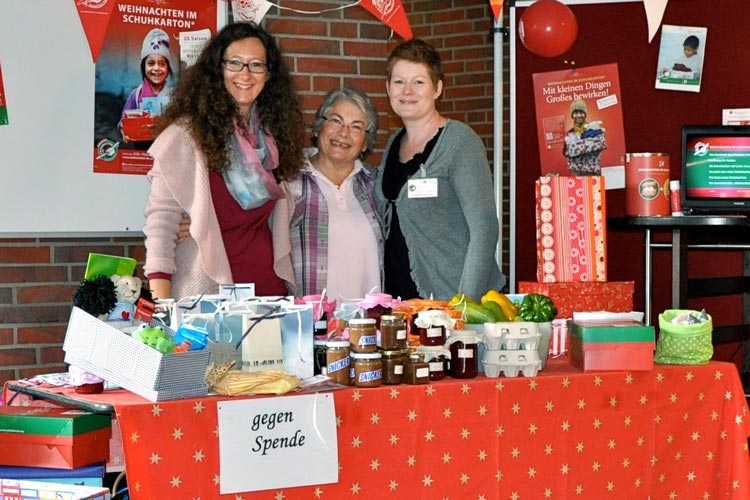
left=655, top=309, right=713, bottom=365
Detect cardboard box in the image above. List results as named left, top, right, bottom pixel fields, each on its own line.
left=0, top=463, right=104, bottom=487
left=120, top=115, right=156, bottom=142
left=0, top=408, right=110, bottom=470
left=535, top=176, right=607, bottom=282
left=63, top=307, right=210, bottom=402
left=518, top=281, right=634, bottom=318
left=0, top=478, right=109, bottom=499
left=568, top=320, right=655, bottom=372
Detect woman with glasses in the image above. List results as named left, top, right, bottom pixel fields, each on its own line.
left=274, top=87, right=383, bottom=299
left=375, top=39, right=505, bottom=302
left=143, top=22, right=304, bottom=300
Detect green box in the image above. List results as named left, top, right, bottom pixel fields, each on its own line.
left=569, top=320, right=655, bottom=343
left=0, top=407, right=110, bottom=436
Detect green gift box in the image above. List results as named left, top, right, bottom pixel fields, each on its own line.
left=569, top=320, right=655, bottom=372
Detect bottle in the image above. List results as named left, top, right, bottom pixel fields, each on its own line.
left=670, top=180, right=683, bottom=216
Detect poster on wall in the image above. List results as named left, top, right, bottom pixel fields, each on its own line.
left=532, top=63, right=627, bottom=189
left=655, top=24, right=707, bottom=93
left=0, top=60, right=8, bottom=126
left=93, top=1, right=221, bottom=175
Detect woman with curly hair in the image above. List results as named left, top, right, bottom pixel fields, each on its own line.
left=143, top=22, right=305, bottom=300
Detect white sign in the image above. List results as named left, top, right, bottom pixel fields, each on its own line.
left=217, top=393, right=338, bottom=494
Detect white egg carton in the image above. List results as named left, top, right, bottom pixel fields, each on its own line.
left=481, top=322, right=542, bottom=351
left=482, top=349, right=542, bottom=378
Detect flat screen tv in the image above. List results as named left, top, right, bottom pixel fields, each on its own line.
left=681, top=125, right=750, bottom=214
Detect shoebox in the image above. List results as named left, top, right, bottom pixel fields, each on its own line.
left=535, top=175, right=607, bottom=282
left=0, top=478, right=110, bottom=499
left=0, top=407, right=111, bottom=469
left=568, top=320, right=655, bottom=372
left=518, top=281, right=634, bottom=318
left=120, top=115, right=156, bottom=142
left=0, top=462, right=105, bottom=487
left=63, top=307, right=210, bottom=402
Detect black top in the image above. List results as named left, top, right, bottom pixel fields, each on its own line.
left=381, top=127, right=443, bottom=299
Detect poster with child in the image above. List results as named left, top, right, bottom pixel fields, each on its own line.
left=655, top=24, right=707, bottom=93
left=532, top=63, right=627, bottom=189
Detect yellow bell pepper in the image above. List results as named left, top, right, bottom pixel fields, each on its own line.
left=480, top=290, right=519, bottom=320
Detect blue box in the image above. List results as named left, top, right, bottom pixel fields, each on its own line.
left=0, top=462, right=105, bottom=487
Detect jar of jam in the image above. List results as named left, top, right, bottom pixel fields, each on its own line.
left=351, top=352, right=383, bottom=388
left=403, top=353, right=430, bottom=385
left=380, top=314, right=408, bottom=350
left=366, top=304, right=392, bottom=330
left=348, top=318, right=378, bottom=353
left=325, top=340, right=351, bottom=385
left=417, top=345, right=450, bottom=381
left=381, top=349, right=407, bottom=385
left=314, top=339, right=328, bottom=376
left=418, top=324, right=446, bottom=346
left=447, top=331, right=479, bottom=379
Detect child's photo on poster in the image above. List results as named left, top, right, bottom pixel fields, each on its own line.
left=655, top=25, right=707, bottom=93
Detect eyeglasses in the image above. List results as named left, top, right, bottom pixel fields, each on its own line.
left=222, top=59, right=268, bottom=74
left=322, top=116, right=368, bottom=137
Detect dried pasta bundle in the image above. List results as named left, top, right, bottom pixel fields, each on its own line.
left=209, top=367, right=300, bottom=396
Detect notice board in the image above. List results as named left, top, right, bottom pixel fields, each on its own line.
left=510, top=0, right=750, bottom=290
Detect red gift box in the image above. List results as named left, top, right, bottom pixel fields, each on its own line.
left=568, top=320, right=655, bottom=372
left=518, top=281, right=634, bottom=318
left=0, top=407, right=111, bottom=469
left=535, top=176, right=607, bottom=282
left=120, top=115, right=157, bottom=142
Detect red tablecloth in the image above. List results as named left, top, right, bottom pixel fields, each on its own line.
left=5, top=360, right=750, bottom=499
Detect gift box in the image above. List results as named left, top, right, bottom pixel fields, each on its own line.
left=63, top=307, right=211, bottom=402
left=550, top=318, right=569, bottom=357
left=0, top=462, right=105, bottom=487
left=568, top=320, right=655, bottom=372
left=0, top=407, right=111, bottom=470
left=120, top=115, right=157, bottom=142
left=518, top=281, right=634, bottom=318
left=535, top=176, right=607, bottom=282
left=0, top=478, right=110, bottom=500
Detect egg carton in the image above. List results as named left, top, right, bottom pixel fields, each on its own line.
left=481, top=321, right=541, bottom=351
left=482, top=349, right=542, bottom=378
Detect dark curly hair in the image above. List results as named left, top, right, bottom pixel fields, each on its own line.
left=155, top=22, right=305, bottom=181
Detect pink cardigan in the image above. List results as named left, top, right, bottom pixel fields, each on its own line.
left=143, top=123, right=295, bottom=299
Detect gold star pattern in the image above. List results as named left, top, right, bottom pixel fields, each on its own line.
left=528, top=379, right=538, bottom=390
left=407, top=409, right=418, bottom=421
left=511, top=403, right=521, bottom=414
left=149, top=452, right=161, bottom=464
left=370, top=413, right=380, bottom=425
left=424, top=430, right=435, bottom=442
left=130, top=430, right=140, bottom=443
left=193, top=449, right=204, bottom=462
left=460, top=383, right=471, bottom=394
left=609, top=396, right=618, bottom=407
left=545, top=444, right=554, bottom=455
left=351, top=390, right=362, bottom=402
left=407, top=455, right=416, bottom=467
left=685, top=371, right=694, bottom=381
left=460, top=428, right=470, bottom=439
left=561, top=420, right=571, bottom=432
left=545, top=400, right=555, bottom=412
left=561, top=377, right=571, bottom=388
left=528, top=423, right=538, bottom=435
left=422, top=475, right=433, bottom=487
left=561, top=464, right=570, bottom=475
left=170, top=476, right=182, bottom=487
left=314, top=487, right=323, bottom=498
left=172, top=427, right=183, bottom=440
left=389, top=388, right=400, bottom=399
left=388, top=480, right=398, bottom=491
left=442, top=452, right=452, bottom=464
left=460, top=472, right=470, bottom=484
left=593, top=376, right=603, bottom=387
left=478, top=404, right=488, bottom=416
left=425, top=385, right=437, bottom=396
left=350, top=483, right=360, bottom=494
left=443, top=407, right=452, bottom=419
left=577, top=399, right=587, bottom=410
left=592, top=461, right=601, bottom=471
left=478, top=449, right=488, bottom=461
left=274, top=492, right=285, bottom=500
left=389, top=433, right=399, bottom=445
left=192, top=400, right=204, bottom=413
left=495, top=380, right=505, bottom=391
left=151, top=405, right=163, bottom=417
left=351, top=436, right=362, bottom=448
left=528, top=467, right=537, bottom=478
left=370, top=459, right=380, bottom=470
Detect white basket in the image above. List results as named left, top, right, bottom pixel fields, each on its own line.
left=63, top=307, right=210, bottom=402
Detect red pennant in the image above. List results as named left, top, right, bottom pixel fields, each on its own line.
left=359, top=0, right=413, bottom=41
left=74, top=0, right=118, bottom=62
left=490, top=0, right=504, bottom=22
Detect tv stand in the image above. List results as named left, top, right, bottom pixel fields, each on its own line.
left=608, top=215, right=750, bottom=371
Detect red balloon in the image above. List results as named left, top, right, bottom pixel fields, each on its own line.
left=519, top=0, right=578, bottom=58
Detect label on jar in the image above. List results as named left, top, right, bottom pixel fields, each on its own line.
left=457, top=348, right=474, bottom=358
left=429, top=362, right=444, bottom=371
left=426, top=327, right=442, bottom=338
left=357, top=335, right=377, bottom=347
left=394, top=365, right=404, bottom=374
left=396, top=329, right=407, bottom=339
left=416, top=367, right=429, bottom=378
left=328, top=356, right=350, bottom=374
left=357, top=369, right=383, bottom=384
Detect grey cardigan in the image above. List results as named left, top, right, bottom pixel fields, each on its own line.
left=375, top=119, right=505, bottom=301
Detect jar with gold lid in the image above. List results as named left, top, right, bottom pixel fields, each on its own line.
left=381, top=349, right=408, bottom=385
left=403, top=352, right=430, bottom=385
left=379, top=314, right=408, bottom=350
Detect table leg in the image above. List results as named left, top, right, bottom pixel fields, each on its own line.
left=645, top=228, right=652, bottom=325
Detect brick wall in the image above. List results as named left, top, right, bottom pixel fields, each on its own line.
left=0, top=1, right=507, bottom=386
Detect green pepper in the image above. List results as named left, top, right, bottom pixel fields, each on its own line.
left=518, top=293, right=558, bottom=323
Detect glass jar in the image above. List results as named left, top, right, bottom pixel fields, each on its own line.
left=381, top=349, right=407, bottom=385
left=325, top=340, right=351, bottom=385
left=403, top=353, right=430, bottom=385
left=380, top=314, right=408, bottom=350
left=348, top=318, right=377, bottom=353
left=417, top=345, right=450, bottom=381
left=314, top=339, right=328, bottom=376
left=351, top=352, right=383, bottom=388
left=418, top=324, right=446, bottom=346
left=447, top=331, right=479, bottom=379
left=365, top=304, right=392, bottom=330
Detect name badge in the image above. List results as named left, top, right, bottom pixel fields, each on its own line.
left=407, top=178, right=438, bottom=198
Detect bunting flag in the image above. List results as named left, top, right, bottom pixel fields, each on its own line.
left=231, top=0, right=273, bottom=23
left=490, top=0, right=504, bottom=22
left=644, top=0, right=669, bottom=42
left=359, top=0, right=413, bottom=40
left=74, top=0, right=118, bottom=62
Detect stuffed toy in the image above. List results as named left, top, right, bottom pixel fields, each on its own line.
left=132, top=324, right=175, bottom=354
left=72, top=274, right=117, bottom=317
left=111, top=274, right=142, bottom=304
